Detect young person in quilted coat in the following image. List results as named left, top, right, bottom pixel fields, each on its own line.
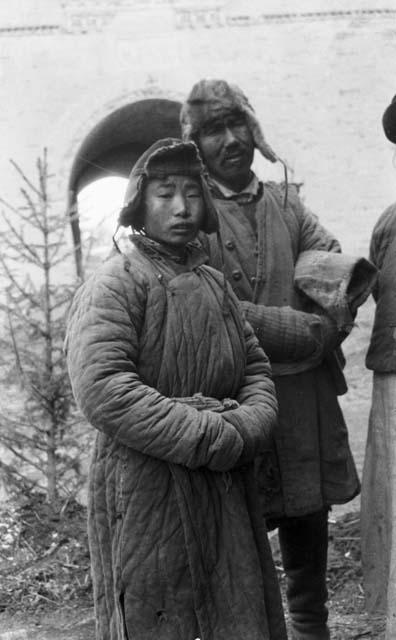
left=65, top=138, right=287, bottom=640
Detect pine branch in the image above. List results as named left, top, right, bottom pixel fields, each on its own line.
left=0, top=253, right=38, bottom=268
left=48, top=222, right=68, bottom=262
left=20, top=187, right=43, bottom=230
left=38, top=150, right=48, bottom=200
left=10, top=158, right=43, bottom=199
left=0, top=424, right=49, bottom=451
left=1, top=304, right=51, bottom=340
left=0, top=211, right=42, bottom=265
left=49, top=251, right=75, bottom=269
left=3, top=348, right=46, bottom=376
left=0, top=459, right=41, bottom=492
left=0, top=436, right=45, bottom=464
left=0, top=441, right=47, bottom=475
left=9, top=203, right=43, bottom=229
left=6, top=306, right=25, bottom=379
left=29, top=241, right=63, bottom=250
left=0, top=197, right=27, bottom=222
left=0, top=270, right=40, bottom=311
left=49, top=293, right=74, bottom=313
left=28, top=381, right=60, bottom=411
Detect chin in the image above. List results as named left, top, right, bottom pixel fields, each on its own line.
left=223, top=169, right=250, bottom=185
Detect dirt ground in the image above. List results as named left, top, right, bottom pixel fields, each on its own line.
left=0, top=299, right=384, bottom=640
left=0, top=536, right=386, bottom=640
left=0, top=509, right=386, bottom=640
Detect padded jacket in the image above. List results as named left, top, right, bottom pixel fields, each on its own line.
left=66, top=238, right=286, bottom=640
left=200, top=182, right=360, bottom=518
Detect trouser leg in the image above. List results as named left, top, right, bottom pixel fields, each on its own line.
left=277, top=509, right=330, bottom=640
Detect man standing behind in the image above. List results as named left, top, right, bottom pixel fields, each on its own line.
left=180, top=79, right=361, bottom=640
left=362, top=95, right=396, bottom=639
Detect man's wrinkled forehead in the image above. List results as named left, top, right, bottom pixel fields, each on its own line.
left=190, top=101, right=243, bottom=130
left=199, top=107, right=246, bottom=135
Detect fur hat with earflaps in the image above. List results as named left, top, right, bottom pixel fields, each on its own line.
left=117, top=137, right=219, bottom=234
left=180, top=78, right=278, bottom=163
left=180, top=79, right=291, bottom=208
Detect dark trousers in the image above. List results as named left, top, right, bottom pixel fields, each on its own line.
left=269, top=509, right=330, bottom=640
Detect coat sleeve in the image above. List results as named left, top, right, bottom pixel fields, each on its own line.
left=239, top=301, right=340, bottom=363
left=66, top=262, right=244, bottom=472
left=221, top=321, right=278, bottom=465
left=239, top=187, right=343, bottom=364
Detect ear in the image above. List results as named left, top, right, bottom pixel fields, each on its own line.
left=243, top=108, right=278, bottom=163
left=118, top=175, right=145, bottom=229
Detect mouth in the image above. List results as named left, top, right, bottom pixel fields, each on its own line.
left=223, top=150, right=246, bottom=165
left=171, top=223, right=195, bottom=232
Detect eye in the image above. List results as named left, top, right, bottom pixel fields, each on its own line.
left=187, top=191, right=201, bottom=199
left=157, top=191, right=173, bottom=199
left=202, top=120, right=224, bottom=136
left=227, top=113, right=246, bottom=128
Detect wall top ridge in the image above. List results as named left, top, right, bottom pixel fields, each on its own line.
left=1, top=3, right=395, bottom=37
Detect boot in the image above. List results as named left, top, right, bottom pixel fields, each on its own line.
left=277, top=509, right=330, bottom=640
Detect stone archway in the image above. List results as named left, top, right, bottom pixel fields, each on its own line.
left=67, top=97, right=182, bottom=278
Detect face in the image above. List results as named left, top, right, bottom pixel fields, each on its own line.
left=198, top=110, right=255, bottom=191
left=143, top=175, right=205, bottom=250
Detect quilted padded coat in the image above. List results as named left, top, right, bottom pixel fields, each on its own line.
left=66, top=238, right=286, bottom=640
left=200, top=182, right=360, bottom=518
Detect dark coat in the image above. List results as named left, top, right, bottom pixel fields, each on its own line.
left=66, top=239, right=286, bottom=640
left=200, top=182, right=361, bottom=518
left=366, top=203, right=396, bottom=372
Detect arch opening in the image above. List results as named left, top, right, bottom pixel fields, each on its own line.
left=68, top=97, right=182, bottom=277
left=77, top=176, right=128, bottom=270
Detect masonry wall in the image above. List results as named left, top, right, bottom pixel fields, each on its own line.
left=1, top=6, right=396, bottom=254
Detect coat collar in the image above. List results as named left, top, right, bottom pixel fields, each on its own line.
left=208, top=174, right=262, bottom=203
left=131, top=234, right=208, bottom=270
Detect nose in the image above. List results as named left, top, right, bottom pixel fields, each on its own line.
left=173, top=193, right=189, bottom=217
left=224, top=126, right=238, bottom=146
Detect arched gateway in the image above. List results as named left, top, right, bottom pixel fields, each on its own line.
left=67, top=98, right=182, bottom=278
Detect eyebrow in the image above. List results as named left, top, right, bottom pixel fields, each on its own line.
left=183, top=180, right=201, bottom=189
left=203, top=110, right=244, bottom=129
left=202, top=118, right=223, bottom=130
left=156, top=178, right=200, bottom=189
left=156, top=179, right=175, bottom=188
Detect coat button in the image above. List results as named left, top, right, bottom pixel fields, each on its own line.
left=232, top=270, right=242, bottom=281
left=225, top=240, right=235, bottom=250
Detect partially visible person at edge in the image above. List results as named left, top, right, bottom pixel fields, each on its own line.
left=362, top=95, right=396, bottom=639
left=65, top=138, right=288, bottom=640
left=180, top=79, right=365, bottom=640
